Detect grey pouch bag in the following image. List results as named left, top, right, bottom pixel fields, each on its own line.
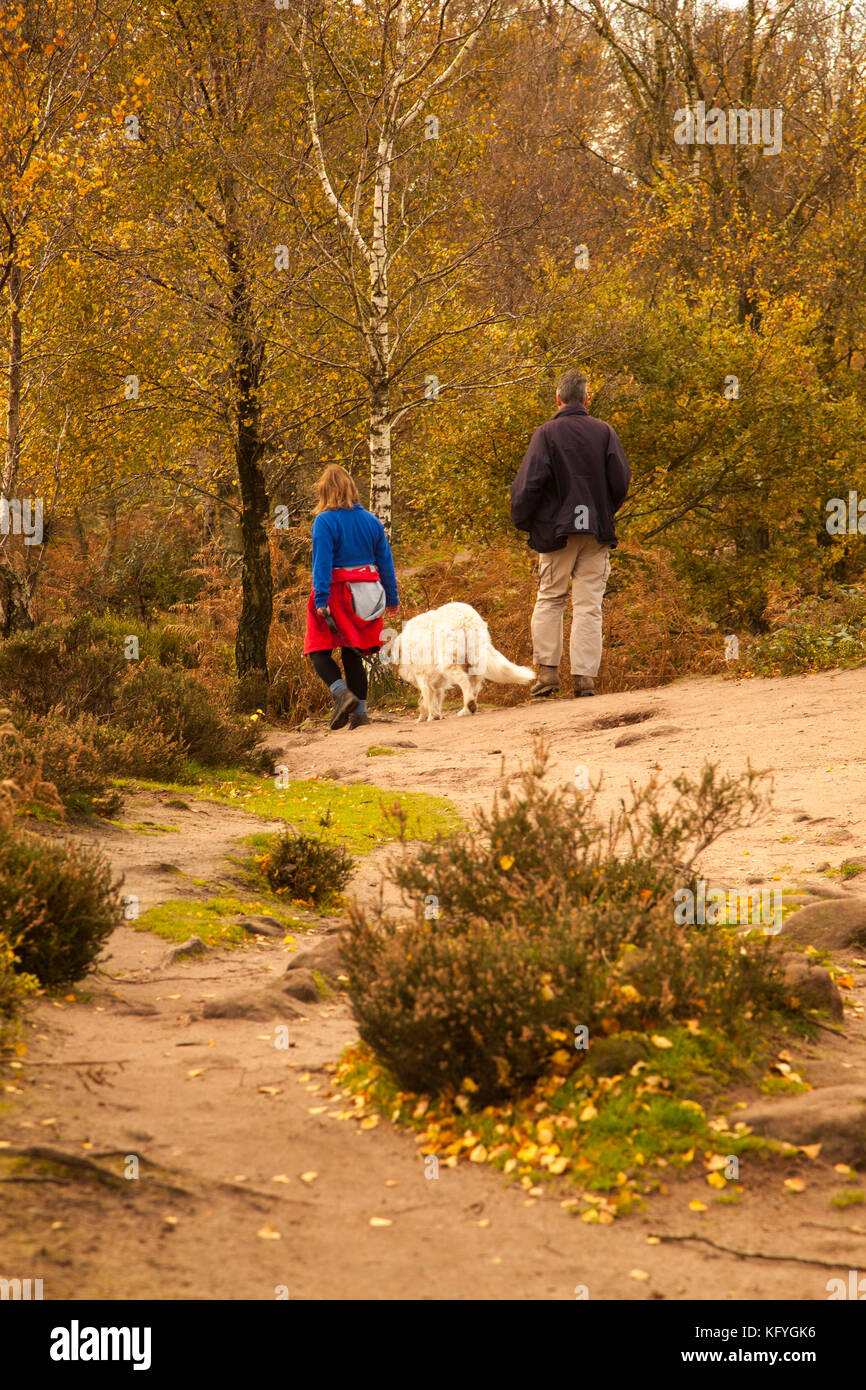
left=348, top=579, right=387, bottom=622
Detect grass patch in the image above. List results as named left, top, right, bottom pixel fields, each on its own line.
left=135, top=896, right=305, bottom=946
left=830, top=1188, right=865, bottom=1209
left=121, top=768, right=460, bottom=853
left=366, top=745, right=399, bottom=758
left=335, top=1023, right=782, bottom=1219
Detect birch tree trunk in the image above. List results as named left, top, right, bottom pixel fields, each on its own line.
left=0, top=256, right=36, bottom=633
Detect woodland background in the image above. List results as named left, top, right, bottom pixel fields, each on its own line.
left=4, top=0, right=866, bottom=715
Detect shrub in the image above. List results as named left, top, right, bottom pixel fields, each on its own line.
left=739, top=584, right=866, bottom=676
left=114, top=663, right=258, bottom=766
left=1, top=827, right=123, bottom=987
left=342, top=747, right=796, bottom=1105
left=0, top=616, right=126, bottom=718
left=12, top=715, right=123, bottom=817
left=0, top=932, right=37, bottom=1039
left=259, top=829, right=353, bottom=903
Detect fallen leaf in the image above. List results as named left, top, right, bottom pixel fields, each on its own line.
left=629, top=1268, right=650, bottom=1281
left=651, top=1034, right=673, bottom=1049
left=369, top=1216, right=392, bottom=1227
left=706, top=1171, right=727, bottom=1189
left=187, top=1069, right=203, bottom=1079
left=800, top=1143, right=822, bottom=1160
left=689, top=1199, right=708, bottom=1212
left=299, top=1171, right=317, bottom=1183
left=258, top=1086, right=282, bottom=1096
left=271, top=1174, right=291, bottom=1184
left=646, top=1236, right=661, bottom=1245
left=784, top=1177, right=806, bottom=1193
left=257, top=1225, right=281, bottom=1240
left=579, top=1102, right=597, bottom=1122
left=359, top=1115, right=379, bottom=1130
left=469, top=1144, right=487, bottom=1162
left=476, top=1218, right=491, bottom=1228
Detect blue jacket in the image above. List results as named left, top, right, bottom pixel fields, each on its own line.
left=311, top=504, right=399, bottom=610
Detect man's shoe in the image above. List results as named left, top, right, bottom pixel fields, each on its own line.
left=348, top=711, right=370, bottom=729
left=330, top=688, right=359, bottom=729
left=530, top=664, right=560, bottom=698
left=573, top=676, right=596, bottom=698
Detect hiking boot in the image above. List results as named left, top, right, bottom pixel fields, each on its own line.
left=330, top=687, right=359, bottom=730
left=348, top=711, right=370, bottom=730
left=573, top=676, right=596, bottom=698
left=530, top=665, right=560, bottom=698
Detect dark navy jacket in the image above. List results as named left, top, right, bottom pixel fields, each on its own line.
left=510, top=403, right=631, bottom=552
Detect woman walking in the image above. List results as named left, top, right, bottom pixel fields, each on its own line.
left=304, top=465, right=399, bottom=730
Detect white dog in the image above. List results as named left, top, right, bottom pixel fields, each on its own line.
left=387, top=602, right=535, bottom=721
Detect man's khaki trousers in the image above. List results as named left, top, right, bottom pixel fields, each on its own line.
left=531, top=535, right=611, bottom=677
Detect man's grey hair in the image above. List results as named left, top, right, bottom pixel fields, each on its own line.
left=557, top=369, right=587, bottom=404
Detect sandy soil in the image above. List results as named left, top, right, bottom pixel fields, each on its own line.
left=2, top=665, right=865, bottom=1301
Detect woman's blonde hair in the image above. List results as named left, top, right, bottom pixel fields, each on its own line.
left=314, top=464, right=361, bottom=514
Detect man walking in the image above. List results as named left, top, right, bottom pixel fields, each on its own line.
left=510, top=369, right=631, bottom=698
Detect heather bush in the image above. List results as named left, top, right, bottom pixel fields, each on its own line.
left=342, top=747, right=796, bottom=1105
left=259, top=829, right=353, bottom=904
left=0, top=827, right=122, bottom=987
left=0, top=616, right=126, bottom=717
left=113, top=664, right=258, bottom=766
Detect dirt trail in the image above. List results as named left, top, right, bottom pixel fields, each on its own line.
left=2, top=667, right=866, bottom=1301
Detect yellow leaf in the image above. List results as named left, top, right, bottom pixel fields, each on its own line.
left=689, top=1199, right=707, bottom=1212
left=271, top=1174, right=291, bottom=1184
left=299, top=1171, right=318, bottom=1183
left=706, top=1171, right=726, bottom=1189
left=412, top=1097, right=429, bottom=1119
left=579, top=1103, right=597, bottom=1122
left=360, top=1115, right=379, bottom=1129
left=646, top=1236, right=661, bottom=1245
left=461, top=1077, right=478, bottom=1094
left=499, top=855, right=514, bottom=870
left=187, top=1068, right=203, bottom=1078
left=469, top=1144, right=487, bottom=1162
left=629, top=1268, right=650, bottom=1281
left=258, top=1086, right=282, bottom=1096
left=369, top=1216, right=392, bottom=1227
left=800, top=1143, right=822, bottom=1160
left=551, top=1049, right=571, bottom=1068
left=257, top=1225, right=281, bottom=1240
left=597, top=1210, right=614, bottom=1225
left=582, top=1208, right=600, bottom=1223
left=784, top=1177, right=806, bottom=1193
left=549, top=1156, right=569, bottom=1175
left=651, top=1035, right=673, bottom=1049
left=836, top=973, right=855, bottom=989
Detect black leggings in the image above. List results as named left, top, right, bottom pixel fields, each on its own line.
left=309, top=647, right=370, bottom=700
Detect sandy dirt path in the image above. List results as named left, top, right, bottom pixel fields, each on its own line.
left=1, top=667, right=865, bottom=1301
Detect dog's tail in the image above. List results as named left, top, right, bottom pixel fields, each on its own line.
left=482, top=646, right=536, bottom=685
